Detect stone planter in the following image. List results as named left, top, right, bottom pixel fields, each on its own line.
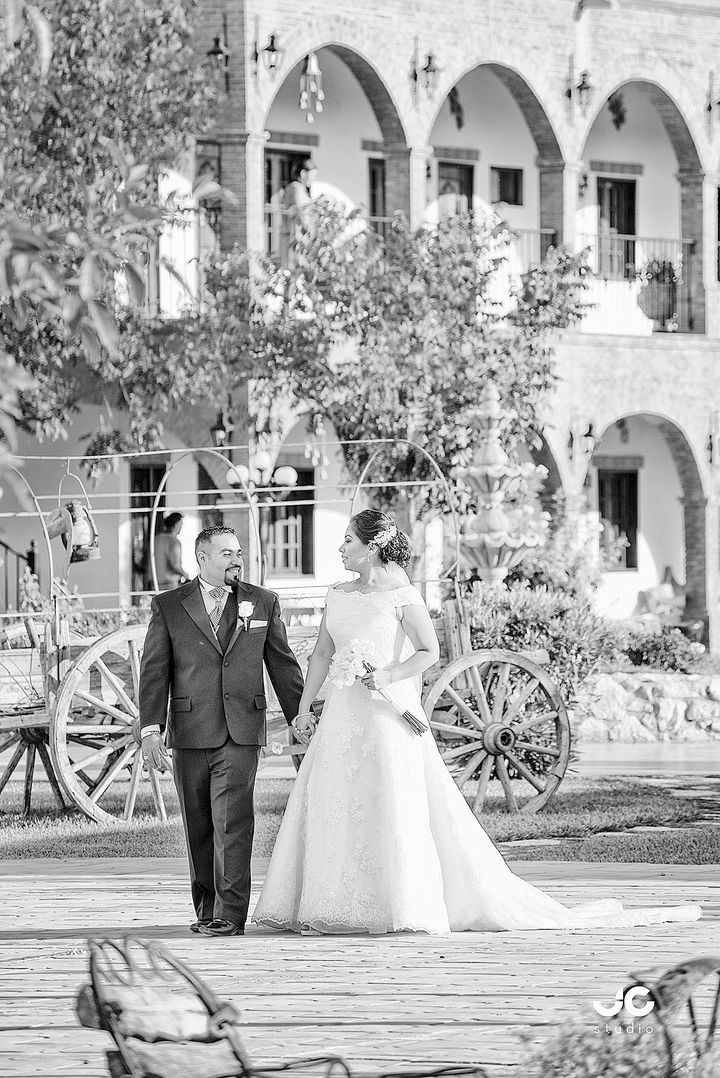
left=573, top=671, right=720, bottom=742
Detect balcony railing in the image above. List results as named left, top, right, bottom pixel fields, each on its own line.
left=264, top=206, right=556, bottom=274
left=578, top=232, right=696, bottom=333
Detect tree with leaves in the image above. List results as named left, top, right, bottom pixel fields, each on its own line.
left=195, top=203, right=590, bottom=521
left=0, top=0, right=223, bottom=478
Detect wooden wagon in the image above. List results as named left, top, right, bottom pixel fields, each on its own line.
left=0, top=441, right=571, bottom=823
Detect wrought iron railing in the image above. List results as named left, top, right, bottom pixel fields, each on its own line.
left=578, top=232, right=696, bottom=332
left=0, top=538, right=34, bottom=612
left=511, top=227, right=557, bottom=272
left=264, top=206, right=556, bottom=272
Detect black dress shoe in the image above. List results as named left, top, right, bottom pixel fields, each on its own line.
left=190, top=918, right=214, bottom=934
left=197, top=918, right=244, bottom=937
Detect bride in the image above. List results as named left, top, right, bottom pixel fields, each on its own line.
left=253, top=510, right=702, bottom=935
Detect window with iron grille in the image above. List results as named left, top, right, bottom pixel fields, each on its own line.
left=598, top=468, right=638, bottom=570
left=267, top=469, right=314, bottom=575
left=490, top=166, right=524, bottom=206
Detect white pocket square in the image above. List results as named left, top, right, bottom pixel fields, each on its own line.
left=249, top=619, right=268, bottom=628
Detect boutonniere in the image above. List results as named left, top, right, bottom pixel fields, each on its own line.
left=237, top=600, right=255, bottom=631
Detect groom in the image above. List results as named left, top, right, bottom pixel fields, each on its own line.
left=139, top=525, right=305, bottom=936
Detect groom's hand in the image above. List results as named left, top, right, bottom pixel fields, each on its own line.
left=292, top=713, right=316, bottom=745
left=142, top=732, right=172, bottom=772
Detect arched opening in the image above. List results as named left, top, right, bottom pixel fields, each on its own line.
left=427, top=64, right=564, bottom=267
left=578, top=81, right=704, bottom=335
left=589, top=413, right=707, bottom=628
left=262, top=45, right=408, bottom=259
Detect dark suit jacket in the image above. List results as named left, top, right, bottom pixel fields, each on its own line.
left=138, top=577, right=304, bottom=749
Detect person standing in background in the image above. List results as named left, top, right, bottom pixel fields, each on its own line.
left=154, top=512, right=190, bottom=592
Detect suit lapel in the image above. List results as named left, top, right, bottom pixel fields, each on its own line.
left=181, top=579, right=223, bottom=655
left=224, top=582, right=254, bottom=657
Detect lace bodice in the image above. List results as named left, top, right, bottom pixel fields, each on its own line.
left=325, top=584, right=425, bottom=668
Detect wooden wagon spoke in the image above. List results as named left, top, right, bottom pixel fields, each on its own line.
left=36, top=741, right=67, bottom=810
left=93, top=657, right=139, bottom=717
left=0, top=733, right=19, bottom=755
left=503, top=748, right=546, bottom=793
left=66, top=723, right=131, bottom=735
left=442, top=739, right=488, bottom=763
left=128, top=639, right=142, bottom=699
left=514, top=740, right=561, bottom=758
left=147, top=764, right=168, bottom=822
left=0, top=742, right=26, bottom=795
left=124, top=752, right=144, bottom=821
left=502, top=677, right=540, bottom=725
left=455, top=748, right=488, bottom=788
left=70, top=736, right=134, bottom=774
left=444, top=685, right=486, bottom=730
left=23, top=743, right=37, bottom=814
left=514, top=709, right=559, bottom=734
left=467, top=667, right=494, bottom=726
left=430, top=720, right=484, bottom=741
left=472, top=752, right=494, bottom=814
left=73, top=688, right=135, bottom=725
left=89, top=743, right=138, bottom=804
left=490, top=663, right=511, bottom=723
left=495, top=755, right=518, bottom=812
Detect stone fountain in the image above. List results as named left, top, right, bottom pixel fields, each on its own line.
left=454, top=383, right=548, bottom=586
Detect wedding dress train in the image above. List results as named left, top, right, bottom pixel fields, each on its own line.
left=252, top=585, right=702, bottom=935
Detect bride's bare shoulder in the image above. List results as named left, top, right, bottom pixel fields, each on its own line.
left=331, top=581, right=358, bottom=593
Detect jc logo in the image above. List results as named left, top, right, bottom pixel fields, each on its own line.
left=592, top=986, right=655, bottom=1018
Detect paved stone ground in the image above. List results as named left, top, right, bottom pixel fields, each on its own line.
left=0, top=857, right=717, bottom=1078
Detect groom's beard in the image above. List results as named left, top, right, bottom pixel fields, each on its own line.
left=225, top=565, right=242, bottom=584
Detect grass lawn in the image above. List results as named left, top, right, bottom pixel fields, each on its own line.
left=0, top=775, right=712, bottom=862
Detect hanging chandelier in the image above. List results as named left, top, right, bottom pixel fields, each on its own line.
left=298, top=52, right=324, bottom=124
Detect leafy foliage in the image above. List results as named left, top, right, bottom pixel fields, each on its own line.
left=0, top=0, right=221, bottom=473
left=621, top=624, right=705, bottom=673
left=200, top=204, right=591, bottom=508
left=468, top=582, right=616, bottom=703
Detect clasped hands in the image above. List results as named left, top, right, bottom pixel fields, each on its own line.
left=291, top=711, right=317, bottom=745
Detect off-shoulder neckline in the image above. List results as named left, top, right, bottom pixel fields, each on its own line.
left=331, top=582, right=416, bottom=596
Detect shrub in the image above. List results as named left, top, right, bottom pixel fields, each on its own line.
left=621, top=624, right=705, bottom=673
left=469, top=581, right=615, bottom=703
left=524, top=1021, right=719, bottom=1078
left=523, top=1021, right=681, bottom=1078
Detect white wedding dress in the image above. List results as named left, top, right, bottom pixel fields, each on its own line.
left=252, top=585, right=702, bottom=935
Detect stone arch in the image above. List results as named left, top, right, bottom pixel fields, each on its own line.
left=574, top=56, right=708, bottom=170
left=252, top=18, right=409, bottom=149
left=595, top=411, right=707, bottom=617
left=423, top=43, right=569, bottom=165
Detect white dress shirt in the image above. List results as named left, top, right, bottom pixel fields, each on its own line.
left=141, top=576, right=232, bottom=740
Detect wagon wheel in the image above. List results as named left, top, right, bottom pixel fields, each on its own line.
left=50, top=625, right=168, bottom=824
left=424, top=649, right=570, bottom=813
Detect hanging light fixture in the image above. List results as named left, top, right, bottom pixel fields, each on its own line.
left=421, top=52, right=440, bottom=98
left=207, top=14, right=230, bottom=94
left=298, top=52, right=324, bottom=124
left=262, top=33, right=284, bottom=76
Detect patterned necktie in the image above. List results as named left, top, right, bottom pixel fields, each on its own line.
left=208, top=586, right=226, bottom=635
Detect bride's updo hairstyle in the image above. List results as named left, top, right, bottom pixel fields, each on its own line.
left=350, top=509, right=412, bottom=568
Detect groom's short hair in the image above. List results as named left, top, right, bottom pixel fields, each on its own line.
left=195, top=525, right=238, bottom=559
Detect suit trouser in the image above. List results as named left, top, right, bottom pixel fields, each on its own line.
left=172, top=739, right=261, bottom=926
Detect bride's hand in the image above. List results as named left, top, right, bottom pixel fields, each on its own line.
left=361, top=667, right=394, bottom=691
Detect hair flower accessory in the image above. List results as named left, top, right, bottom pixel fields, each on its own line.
left=373, top=522, right=398, bottom=549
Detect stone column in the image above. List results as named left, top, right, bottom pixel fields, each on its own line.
left=537, top=158, right=582, bottom=249
left=682, top=496, right=709, bottom=620
left=677, top=168, right=713, bottom=336
left=704, top=493, right=720, bottom=655
left=214, top=129, right=269, bottom=253
left=382, top=143, right=432, bottom=229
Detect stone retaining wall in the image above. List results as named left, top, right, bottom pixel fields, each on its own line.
left=573, top=671, right=720, bottom=742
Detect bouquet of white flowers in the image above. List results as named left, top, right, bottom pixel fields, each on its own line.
left=329, top=640, right=428, bottom=736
